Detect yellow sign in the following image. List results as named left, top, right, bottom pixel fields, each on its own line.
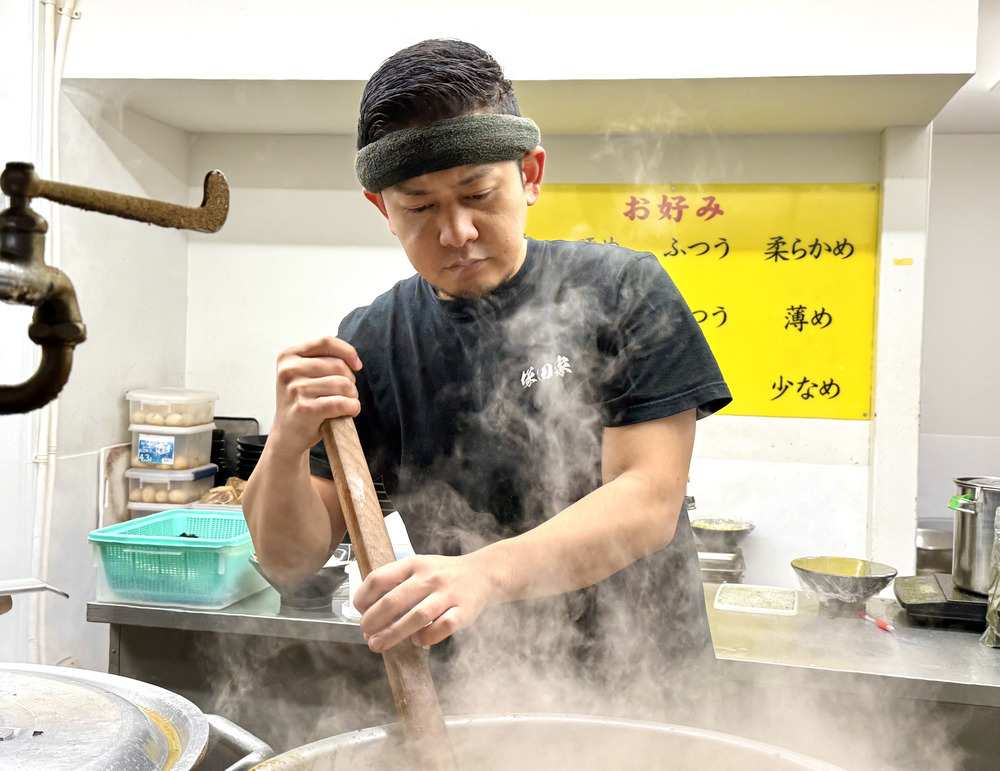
left=526, top=184, right=879, bottom=420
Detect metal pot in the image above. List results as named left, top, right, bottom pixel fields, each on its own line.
left=948, top=476, right=1000, bottom=595
left=0, top=663, right=273, bottom=770
left=252, top=713, right=844, bottom=770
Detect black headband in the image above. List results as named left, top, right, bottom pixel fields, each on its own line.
left=356, top=114, right=541, bottom=193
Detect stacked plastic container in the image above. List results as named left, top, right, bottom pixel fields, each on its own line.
left=125, top=388, right=219, bottom=518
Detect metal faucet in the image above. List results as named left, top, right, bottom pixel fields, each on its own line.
left=0, top=162, right=229, bottom=414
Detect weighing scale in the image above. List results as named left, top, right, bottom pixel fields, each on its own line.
left=894, top=573, right=988, bottom=629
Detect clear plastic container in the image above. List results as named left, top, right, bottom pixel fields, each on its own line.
left=129, top=423, right=215, bottom=470
left=126, top=463, right=218, bottom=505
left=126, top=388, right=219, bottom=428
left=127, top=501, right=178, bottom=518
left=89, top=509, right=267, bottom=609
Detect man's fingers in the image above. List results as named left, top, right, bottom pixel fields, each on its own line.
left=287, top=375, right=358, bottom=402
left=412, top=606, right=464, bottom=647
left=283, top=335, right=362, bottom=370
left=277, top=355, right=358, bottom=384
left=366, top=596, right=449, bottom=653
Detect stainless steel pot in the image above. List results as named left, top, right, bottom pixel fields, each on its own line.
left=252, top=713, right=844, bottom=770
left=0, top=663, right=273, bottom=770
left=948, top=476, right=1000, bottom=595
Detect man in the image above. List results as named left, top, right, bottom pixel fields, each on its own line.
left=243, top=39, right=731, bottom=697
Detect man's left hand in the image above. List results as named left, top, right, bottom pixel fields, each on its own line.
left=353, top=554, right=495, bottom=653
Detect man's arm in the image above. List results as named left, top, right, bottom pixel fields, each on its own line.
left=242, top=336, right=361, bottom=587
left=354, top=409, right=696, bottom=652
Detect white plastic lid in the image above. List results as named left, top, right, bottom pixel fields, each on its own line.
left=125, top=463, right=218, bottom=481
left=126, top=388, right=219, bottom=404
left=128, top=423, right=217, bottom=435
left=126, top=501, right=177, bottom=513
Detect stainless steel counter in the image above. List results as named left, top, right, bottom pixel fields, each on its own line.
left=703, top=585, right=1000, bottom=709
left=87, top=584, right=363, bottom=646
left=87, top=583, right=1000, bottom=768
left=87, top=582, right=1000, bottom=708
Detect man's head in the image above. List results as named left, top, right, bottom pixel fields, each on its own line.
left=357, top=38, right=520, bottom=150
left=356, top=39, right=545, bottom=301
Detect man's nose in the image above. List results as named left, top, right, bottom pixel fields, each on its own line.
left=438, top=208, right=477, bottom=248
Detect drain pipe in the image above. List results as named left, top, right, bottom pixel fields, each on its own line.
left=27, top=0, right=81, bottom=665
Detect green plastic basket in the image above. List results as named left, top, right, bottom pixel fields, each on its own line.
left=89, top=509, right=268, bottom=609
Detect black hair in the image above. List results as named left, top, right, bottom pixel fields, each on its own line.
left=357, top=39, right=520, bottom=150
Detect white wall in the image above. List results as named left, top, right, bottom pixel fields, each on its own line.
left=40, top=94, right=192, bottom=669
left=0, top=0, right=41, bottom=663
left=918, top=134, right=1000, bottom=526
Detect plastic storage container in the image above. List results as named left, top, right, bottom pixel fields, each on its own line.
left=126, top=388, right=219, bottom=428
left=126, top=463, right=218, bottom=505
left=89, top=509, right=267, bottom=609
left=127, top=501, right=179, bottom=518
left=129, top=423, right=215, bottom=470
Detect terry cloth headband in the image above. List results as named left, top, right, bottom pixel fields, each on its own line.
left=355, top=114, right=541, bottom=193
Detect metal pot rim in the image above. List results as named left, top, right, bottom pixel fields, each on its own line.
left=255, top=712, right=844, bottom=770
left=953, top=476, right=1000, bottom=490
left=0, top=663, right=209, bottom=769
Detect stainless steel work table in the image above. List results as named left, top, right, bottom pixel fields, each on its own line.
left=88, top=584, right=1000, bottom=768
left=87, top=584, right=364, bottom=651
left=88, top=584, right=1000, bottom=706
left=702, top=584, right=1000, bottom=709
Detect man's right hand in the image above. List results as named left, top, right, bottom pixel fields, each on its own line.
left=243, top=335, right=360, bottom=586
left=269, top=336, right=364, bottom=456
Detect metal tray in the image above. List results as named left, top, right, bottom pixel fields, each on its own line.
left=714, top=583, right=799, bottom=615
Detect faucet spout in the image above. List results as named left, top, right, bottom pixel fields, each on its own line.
left=0, top=186, right=86, bottom=414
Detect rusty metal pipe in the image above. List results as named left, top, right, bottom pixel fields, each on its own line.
left=1, top=162, right=229, bottom=234
left=0, top=161, right=229, bottom=415
left=0, top=184, right=85, bottom=415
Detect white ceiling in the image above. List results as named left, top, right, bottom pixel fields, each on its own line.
left=62, top=2, right=1000, bottom=138
left=931, top=0, right=1000, bottom=133
left=63, top=73, right=972, bottom=138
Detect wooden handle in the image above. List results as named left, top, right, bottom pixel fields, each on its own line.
left=320, top=417, right=457, bottom=770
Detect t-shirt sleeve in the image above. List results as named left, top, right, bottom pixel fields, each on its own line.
left=601, top=252, right=732, bottom=426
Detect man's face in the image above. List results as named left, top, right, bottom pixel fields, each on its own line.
left=367, top=151, right=544, bottom=300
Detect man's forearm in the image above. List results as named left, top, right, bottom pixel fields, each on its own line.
left=242, top=445, right=342, bottom=586
left=470, top=470, right=683, bottom=605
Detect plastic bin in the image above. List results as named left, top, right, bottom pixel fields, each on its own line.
left=89, top=509, right=267, bottom=609
left=129, top=423, right=215, bottom=470
left=126, top=387, right=219, bottom=428
left=127, top=501, right=179, bottom=518
left=126, top=463, right=218, bottom=505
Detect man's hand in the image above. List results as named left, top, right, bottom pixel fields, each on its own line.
left=270, top=336, right=363, bottom=456
left=353, top=554, right=497, bottom=653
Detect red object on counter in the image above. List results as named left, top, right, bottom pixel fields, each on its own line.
left=858, top=610, right=895, bottom=632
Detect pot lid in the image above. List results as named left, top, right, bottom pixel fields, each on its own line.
left=0, top=669, right=179, bottom=770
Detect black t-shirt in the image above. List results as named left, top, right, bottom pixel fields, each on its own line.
left=311, top=238, right=731, bottom=669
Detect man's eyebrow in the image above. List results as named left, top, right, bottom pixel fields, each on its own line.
left=457, top=166, right=496, bottom=187
left=394, top=166, right=497, bottom=197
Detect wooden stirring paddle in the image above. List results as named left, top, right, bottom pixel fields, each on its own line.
left=320, top=417, right=457, bottom=770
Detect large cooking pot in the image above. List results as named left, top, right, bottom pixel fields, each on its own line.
left=252, top=713, right=844, bottom=770
left=948, top=476, right=1000, bottom=595
left=0, top=663, right=273, bottom=770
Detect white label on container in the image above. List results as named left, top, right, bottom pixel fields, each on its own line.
left=137, top=433, right=175, bottom=465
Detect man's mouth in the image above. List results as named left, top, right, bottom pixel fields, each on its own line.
left=445, top=257, right=486, bottom=273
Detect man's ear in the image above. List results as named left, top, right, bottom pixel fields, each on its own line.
left=364, top=190, right=396, bottom=236
left=522, top=146, right=545, bottom=206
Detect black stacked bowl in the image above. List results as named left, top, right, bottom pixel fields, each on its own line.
left=236, top=434, right=267, bottom=480
left=211, top=429, right=229, bottom=484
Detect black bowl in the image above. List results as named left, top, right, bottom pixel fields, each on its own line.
left=691, top=518, right=755, bottom=553
left=237, top=435, right=268, bottom=451
left=249, top=553, right=349, bottom=611
left=791, top=556, right=897, bottom=609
